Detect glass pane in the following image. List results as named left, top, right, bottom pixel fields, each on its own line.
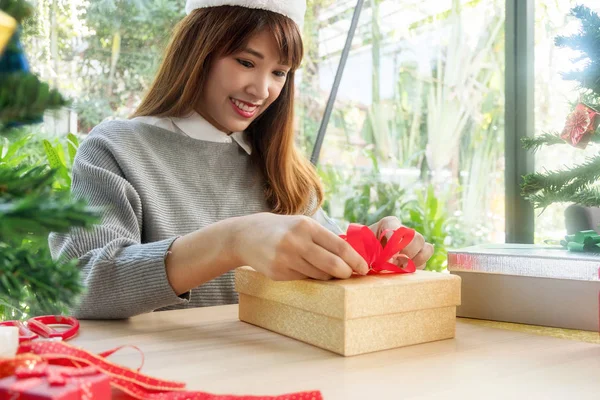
left=296, top=0, right=506, bottom=269
left=533, top=1, right=600, bottom=242
left=22, top=1, right=185, bottom=134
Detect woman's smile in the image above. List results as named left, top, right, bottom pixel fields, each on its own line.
left=230, top=97, right=259, bottom=118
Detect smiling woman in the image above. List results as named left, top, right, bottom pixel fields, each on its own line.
left=132, top=5, right=308, bottom=216
left=199, top=31, right=291, bottom=132
left=47, top=0, right=433, bottom=320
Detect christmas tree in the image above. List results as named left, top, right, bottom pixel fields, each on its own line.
left=521, top=5, right=600, bottom=210
left=0, top=0, right=97, bottom=320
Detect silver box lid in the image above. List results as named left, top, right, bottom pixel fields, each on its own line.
left=447, top=244, right=600, bottom=281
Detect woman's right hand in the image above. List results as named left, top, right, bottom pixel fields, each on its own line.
left=230, top=213, right=369, bottom=281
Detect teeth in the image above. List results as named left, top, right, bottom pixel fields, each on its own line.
left=232, top=98, right=257, bottom=113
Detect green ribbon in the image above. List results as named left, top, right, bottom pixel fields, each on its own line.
left=560, top=230, right=600, bottom=252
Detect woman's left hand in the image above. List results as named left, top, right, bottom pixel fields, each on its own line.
left=369, top=216, right=434, bottom=270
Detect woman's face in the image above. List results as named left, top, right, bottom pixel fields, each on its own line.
left=198, top=30, right=291, bottom=134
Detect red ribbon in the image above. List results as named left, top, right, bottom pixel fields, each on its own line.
left=340, top=224, right=416, bottom=274
left=15, top=341, right=323, bottom=400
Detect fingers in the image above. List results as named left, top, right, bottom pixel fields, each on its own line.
left=292, top=258, right=333, bottom=281
left=373, top=217, right=428, bottom=259
left=311, top=225, right=369, bottom=276
left=401, top=231, right=425, bottom=259
left=412, top=243, right=434, bottom=267
left=302, top=243, right=356, bottom=279
left=268, top=268, right=307, bottom=281
left=372, top=216, right=402, bottom=246
left=391, top=243, right=434, bottom=270
left=390, top=254, right=410, bottom=268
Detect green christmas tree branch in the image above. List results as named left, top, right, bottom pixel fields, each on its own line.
left=0, top=244, right=83, bottom=318
left=522, top=129, right=600, bottom=152
left=580, top=92, right=600, bottom=110
left=0, top=72, right=69, bottom=130
left=555, top=5, right=600, bottom=95
left=0, top=180, right=100, bottom=241
left=0, top=0, right=33, bottom=24
left=521, top=132, right=567, bottom=152
left=521, top=154, right=600, bottom=196
left=525, top=186, right=600, bottom=210
left=0, top=164, right=100, bottom=230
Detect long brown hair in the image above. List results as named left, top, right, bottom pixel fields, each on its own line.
left=132, top=6, right=323, bottom=215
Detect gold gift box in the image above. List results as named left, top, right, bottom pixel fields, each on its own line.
left=235, top=266, right=461, bottom=356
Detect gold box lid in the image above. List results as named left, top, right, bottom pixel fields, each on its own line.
left=235, top=267, right=461, bottom=320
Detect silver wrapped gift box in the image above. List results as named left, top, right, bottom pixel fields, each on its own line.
left=447, top=244, right=600, bottom=331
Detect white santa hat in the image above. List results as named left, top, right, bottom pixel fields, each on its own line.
left=185, top=0, right=306, bottom=29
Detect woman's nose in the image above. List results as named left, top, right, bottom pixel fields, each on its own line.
left=246, top=75, right=270, bottom=101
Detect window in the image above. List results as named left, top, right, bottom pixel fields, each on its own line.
left=295, top=0, right=506, bottom=251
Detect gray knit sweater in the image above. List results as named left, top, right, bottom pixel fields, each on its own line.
left=49, top=120, right=340, bottom=319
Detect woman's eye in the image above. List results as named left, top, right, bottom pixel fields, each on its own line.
left=237, top=59, right=253, bottom=68
left=274, top=71, right=287, bottom=78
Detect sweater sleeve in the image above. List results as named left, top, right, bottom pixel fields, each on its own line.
left=311, top=207, right=343, bottom=235
left=48, top=129, right=189, bottom=320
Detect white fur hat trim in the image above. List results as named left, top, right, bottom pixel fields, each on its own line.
left=185, top=0, right=306, bottom=29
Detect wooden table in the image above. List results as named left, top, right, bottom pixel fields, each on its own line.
left=71, top=305, right=600, bottom=399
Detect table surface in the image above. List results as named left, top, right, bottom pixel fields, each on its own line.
left=71, top=305, right=600, bottom=400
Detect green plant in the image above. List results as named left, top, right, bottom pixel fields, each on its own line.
left=342, top=159, right=451, bottom=271
left=317, top=163, right=346, bottom=216
left=344, top=181, right=409, bottom=227
left=343, top=151, right=412, bottom=226
left=1, top=135, right=29, bottom=166
left=400, top=185, right=450, bottom=272
left=42, top=133, right=79, bottom=190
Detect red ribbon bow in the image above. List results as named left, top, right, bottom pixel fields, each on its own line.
left=340, top=224, right=416, bottom=274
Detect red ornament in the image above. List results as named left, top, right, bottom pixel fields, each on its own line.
left=560, top=103, right=600, bottom=149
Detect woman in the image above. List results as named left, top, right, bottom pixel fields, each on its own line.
left=49, top=0, right=434, bottom=319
